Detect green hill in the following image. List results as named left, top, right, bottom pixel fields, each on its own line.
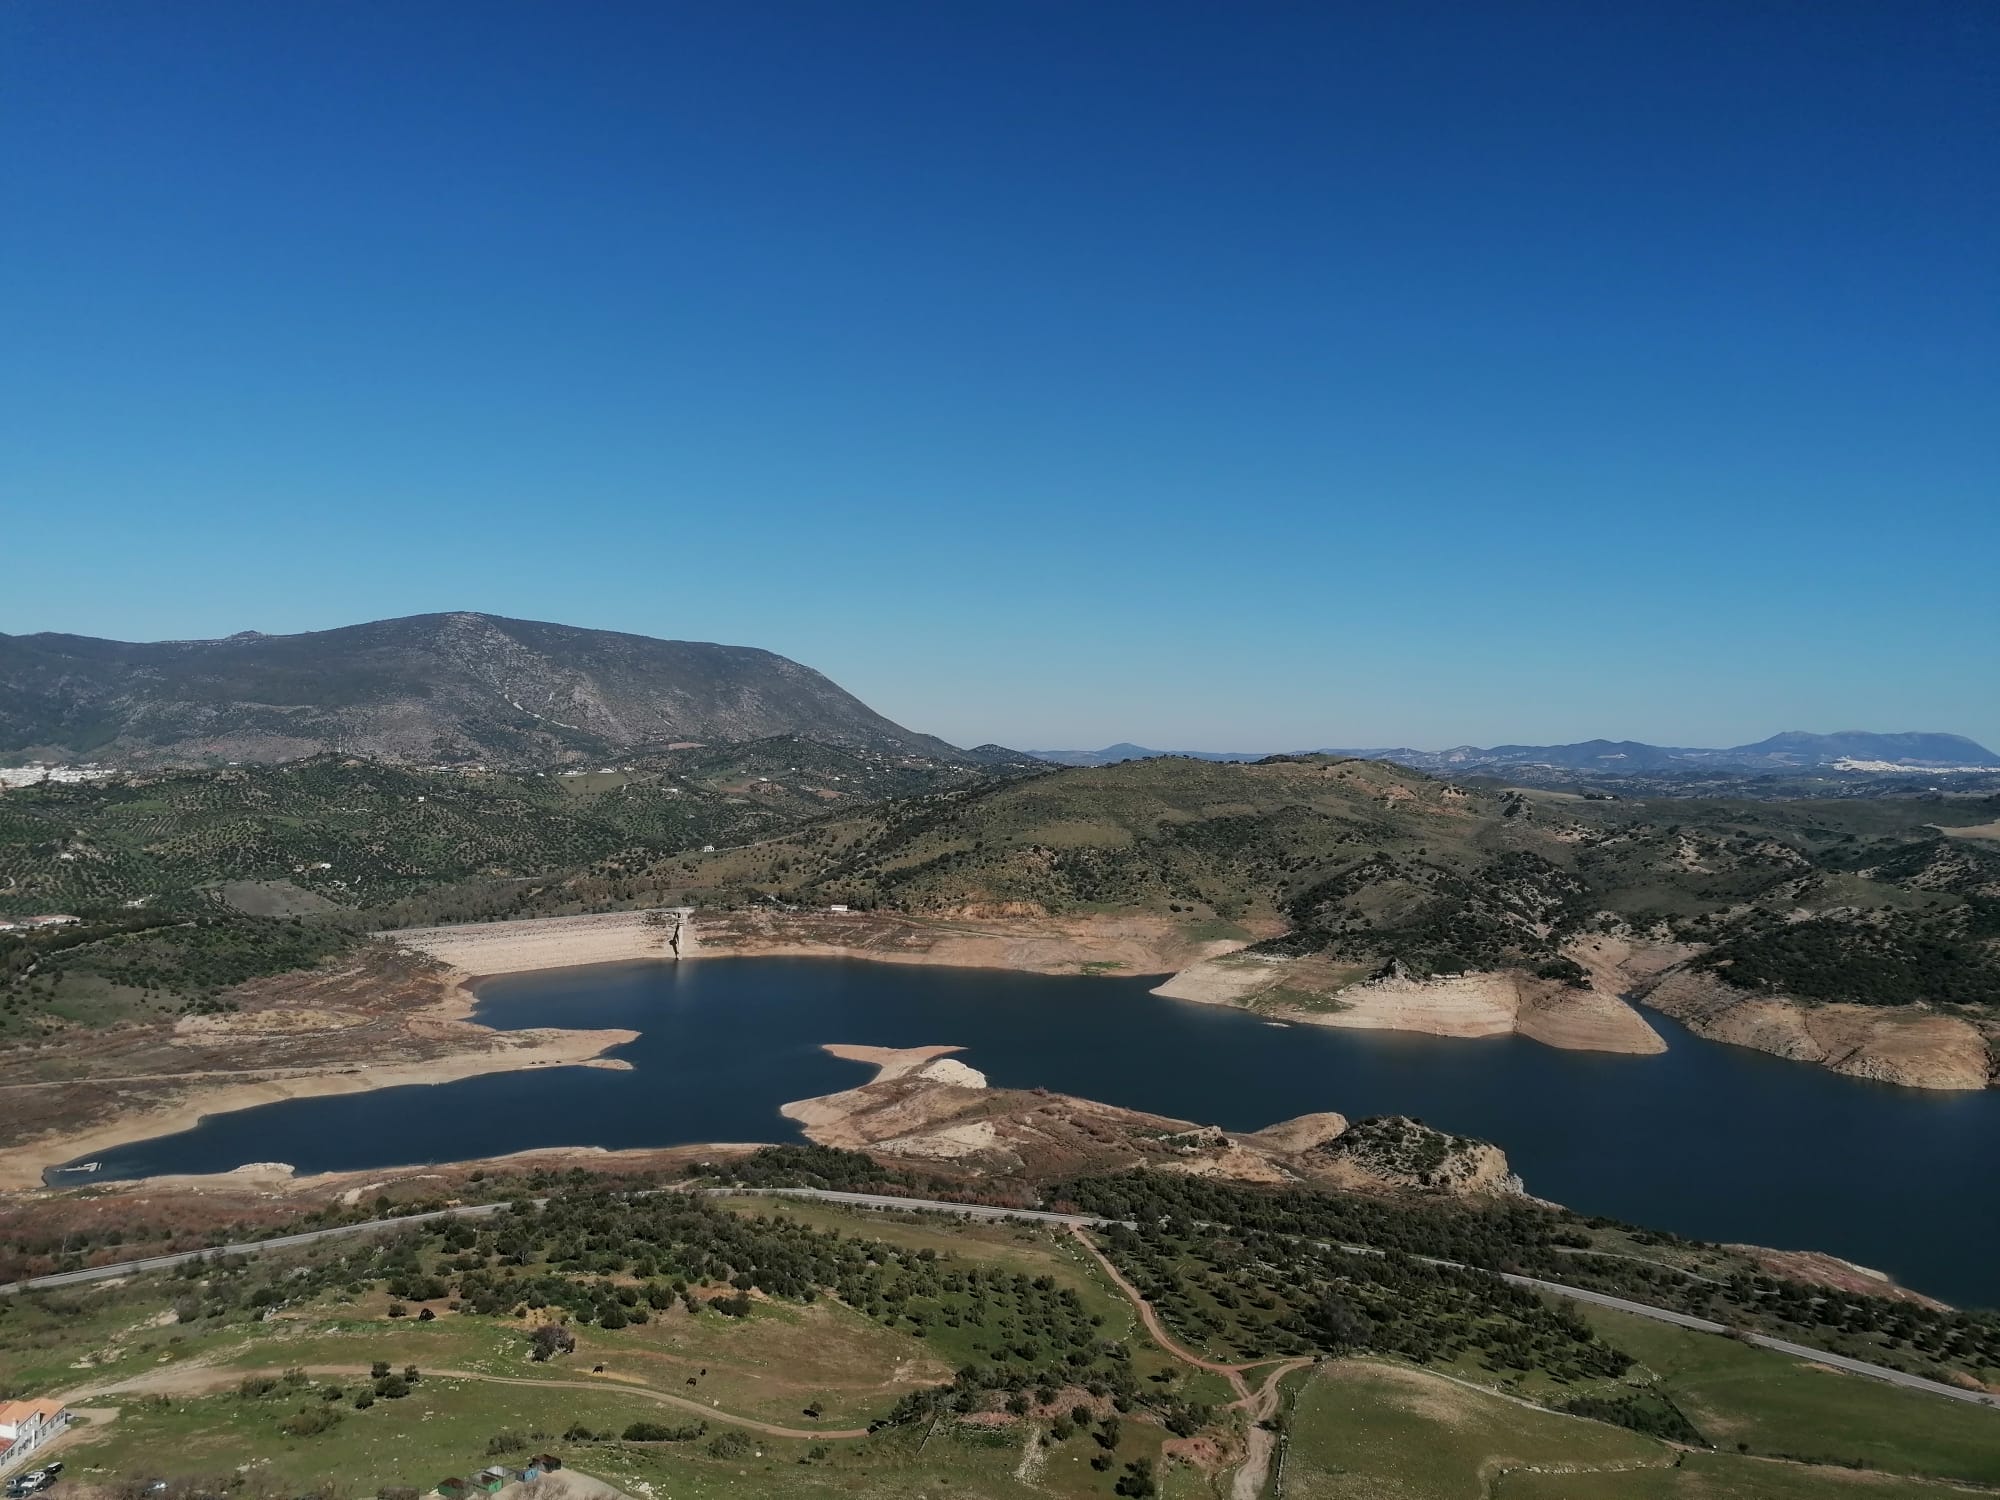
left=0, top=743, right=1015, bottom=1025
left=648, top=755, right=2000, bottom=1005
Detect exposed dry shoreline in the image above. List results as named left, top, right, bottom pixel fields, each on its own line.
left=0, top=965, right=637, bottom=1193
left=9, top=901, right=1987, bottom=1196
left=1638, top=968, right=1992, bottom=1091
left=403, top=909, right=1994, bottom=1089
left=1153, top=951, right=1667, bottom=1055
left=1159, top=931, right=1993, bottom=1090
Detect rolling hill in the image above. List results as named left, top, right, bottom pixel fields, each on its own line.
left=649, top=755, right=2000, bottom=1069
left=0, top=611, right=963, bottom=768
left=1031, top=732, right=2000, bottom=774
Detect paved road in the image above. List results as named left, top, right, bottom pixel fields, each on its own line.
left=724, top=1189, right=1999, bottom=1411
left=713, top=1185, right=1118, bottom=1228
left=0, top=1201, right=517, bottom=1292
left=7, top=1185, right=1993, bottom=1411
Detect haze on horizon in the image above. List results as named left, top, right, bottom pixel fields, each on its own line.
left=3, top=3, right=1995, bottom=752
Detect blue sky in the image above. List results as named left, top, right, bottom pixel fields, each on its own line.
left=4, top=2, right=1995, bottom=751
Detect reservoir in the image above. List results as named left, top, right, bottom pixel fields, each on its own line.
left=56, top=957, right=2000, bottom=1308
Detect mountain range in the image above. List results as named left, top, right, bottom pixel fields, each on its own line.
left=0, top=612, right=961, bottom=768
left=1029, top=732, right=2000, bottom=774
left=4, top=612, right=1992, bottom=779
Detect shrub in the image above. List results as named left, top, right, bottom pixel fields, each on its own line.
left=531, top=1323, right=577, bottom=1362
left=621, top=1419, right=706, bottom=1442
left=279, top=1405, right=342, bottom=1437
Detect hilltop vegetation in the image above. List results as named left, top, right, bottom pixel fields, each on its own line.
left=0, top=742, right=1016, bottom=1026
left=0, top=740, right=1008, bottom=918
left=4, top=747, right=1996, bottom=1057
left=634, top=755, right=2000, bottom=1013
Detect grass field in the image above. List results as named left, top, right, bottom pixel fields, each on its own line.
left=59, top=1354, right=1185, bottom=1500
left=1578, top=1304, right=2000, bottom=1485
left=64, top=1374, right=676, bottom=1493
left=1282, top=1359, right=1670, bottom=1499
left=1499, top=1453, right=1969, bottom=1499
left=13, top=1191, right=1998, bottom=1499
left=17, top=1196, right=1219, bottom=1497
left=720, top=1196, right=1241, bottom=1405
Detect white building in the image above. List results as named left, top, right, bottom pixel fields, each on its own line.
left=0, top=1398, right=70, bottom=1472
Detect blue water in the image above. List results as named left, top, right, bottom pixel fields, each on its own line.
left=58, top=957, right=2000, bottom=1307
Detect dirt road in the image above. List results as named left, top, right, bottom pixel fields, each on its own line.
left=1068, top=1224, right=1313, bottom=1498
left=65, top=1362, right=868, bottom=1441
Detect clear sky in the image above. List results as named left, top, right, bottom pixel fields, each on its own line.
left=4, top=2, right=1995, bottom=752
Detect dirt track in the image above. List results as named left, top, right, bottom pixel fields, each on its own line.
left=1067, top=1224, right=1313, bottom=1498
left=66, top=1361, right=868, bottom=1440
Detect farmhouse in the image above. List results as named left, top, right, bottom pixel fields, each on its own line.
left=0, top=1398, right=70, bottom=1472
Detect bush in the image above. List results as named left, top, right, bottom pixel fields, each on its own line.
left=707, top=1430, right=755, bottom=1460
left=279, top=1405, right=342, bottom=1437
left=621, top=1419, right=706, bottom=1442
left=531, top=1323, right=577, bottom=1362
left=372, top=1375, right=411, bottom=1399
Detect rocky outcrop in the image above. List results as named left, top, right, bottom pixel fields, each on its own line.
left=1237, top=1111, right=1350, bottom=1155
left=1641, top=970, right=1991, bottom=1091
left=1294, top=1115, right=1519, bottom=1195
left=1157, top=955, right=1665, bottom=1056
left=779, top=1045, right=1521, bottom=1196
left=1514, top=982, right=1667, bottom=1053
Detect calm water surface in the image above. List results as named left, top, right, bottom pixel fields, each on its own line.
left=59, top=958, right=2000, bottom=1307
